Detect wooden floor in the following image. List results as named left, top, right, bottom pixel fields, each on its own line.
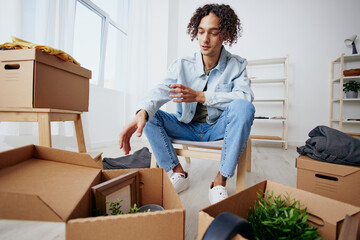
left=0, top=140, right=299, bottom=240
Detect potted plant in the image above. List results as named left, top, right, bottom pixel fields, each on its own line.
left=343, top=80, right=360, bottom=98
left=247, top=191, right=321, bottom=240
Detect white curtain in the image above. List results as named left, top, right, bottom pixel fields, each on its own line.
left=124, top=0, right=152, bottom=124
left=0, top=0, right=77, bottom=148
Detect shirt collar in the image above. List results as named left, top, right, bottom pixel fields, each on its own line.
left=195, top=46, right=228, bottom=77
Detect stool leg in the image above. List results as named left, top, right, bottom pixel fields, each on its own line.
left=150, top=153, right=158, bottom=168
left=182, top=145, right=191, bottom=163
left=74, top=114, right=86, bottom=153
left=38, top=113, right=51, bottom=147
left=246, top=140, right=251, bottom=172
left=236, top=142, right=249, bottom=193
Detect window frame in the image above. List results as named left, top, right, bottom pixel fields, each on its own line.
left=76, top=0, right=128, bottom=89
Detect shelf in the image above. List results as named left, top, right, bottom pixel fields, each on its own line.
left=253, top=98, right=286, bottom=102
left=250, top=78, right=286, bottom=84
left=343, top=98, right=360, bottom=102
left=332, top=98, right=360, bottom=102
left=332, top=119, right=360, bottom=124
left=333, top=54, right=360, bottom=63
left=250, top=135, right=285, bottom=143
left=247, top=57, right=287, bottom=66
left=254, top=117, right=286, bottom=121
left=343, top=120, right=360, bottom=124
left=344, top=54, right=360, bottom=62
left=330, top=53, right=360, bottom=134
left=332, top=76, right=360, bottom=83
left=248, top=56, right=289, bottom=149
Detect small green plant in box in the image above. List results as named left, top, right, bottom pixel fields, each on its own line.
left=247, top=191, right=321, bottom=240
left=93, top=199, right=144, bottom=216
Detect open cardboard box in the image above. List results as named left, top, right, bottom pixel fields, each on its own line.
left=0, top=145, right=185, bottom=240
left=0, top=49, right=91, bottom=111
left=296, top=155, right=360, bottom=207
left=198, top=180, right=360, bottom=240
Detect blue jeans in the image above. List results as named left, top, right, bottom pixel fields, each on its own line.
left=143, top=99, right=255, bottom=178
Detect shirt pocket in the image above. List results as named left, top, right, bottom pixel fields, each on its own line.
left=215, top=83, right=232, bottom=92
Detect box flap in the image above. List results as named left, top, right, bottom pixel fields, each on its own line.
left=296, top=155, right=360, bottom=177
left=266, top=180, right=360, bottom=239
left=0, top=192, right=63, bottom=222
left=34, top=145, right=102, bottom=169
left=266, top=181, right=359, bottom=225
left=0, top=145, right=34, bottom=169
left=0, top=145, right=102, bottom=170
left=200, top=181, right=266, bottom=218
left=198, top=181, right=266, bottom=240
left=0, top=158, right=101, bottom=222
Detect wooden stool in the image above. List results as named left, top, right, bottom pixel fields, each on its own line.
left=0, top=108, right=86, bottom=152
left=151, top=138, right=251, bottom=193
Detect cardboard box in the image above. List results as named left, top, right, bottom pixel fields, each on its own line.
left=0, top=49, right=91, bottom=111
left=0, top=145, right=185, bottom=240
left=198, top=180, right=360, bottom=240
left=296, top=155, right=360, bottom=207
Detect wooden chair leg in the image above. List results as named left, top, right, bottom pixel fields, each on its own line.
left=182, top=145, right=191, bottom=163
left=150, top=153, right=158, bottom=168
left=236, top=139, right=251, bottom=192
left=246, top=140, right=251, bottom=172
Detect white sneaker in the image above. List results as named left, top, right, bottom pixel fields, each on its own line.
left=170, top=172, right=189, bottom=194
left=209, top=182, right=228, bottom=204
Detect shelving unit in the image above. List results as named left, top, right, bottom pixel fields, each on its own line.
left=330, top=53, right=360, bottom=135
left=247, top=56, right=289, bottom=149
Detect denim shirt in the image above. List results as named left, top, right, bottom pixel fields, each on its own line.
left=139, top=47, right=254, bottom=124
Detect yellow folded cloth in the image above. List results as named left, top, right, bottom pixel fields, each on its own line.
left=0, top=36, right=80, bottom=66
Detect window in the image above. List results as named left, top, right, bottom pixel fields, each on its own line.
left=73, top=0, right=129, bottom=90
left=73, top=2, right=102, bottom=85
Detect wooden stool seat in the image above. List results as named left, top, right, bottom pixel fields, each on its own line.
left=151, top=138, right=251, bottom=193
left=0, top=108, right=86, bottom=152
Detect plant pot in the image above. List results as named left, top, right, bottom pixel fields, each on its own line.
left=138, top=204, right=164, bottom=212
left=345, top=91, right=358, bottom=98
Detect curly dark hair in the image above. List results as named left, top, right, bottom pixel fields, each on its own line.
left=187, top=4, right=242, bottom=46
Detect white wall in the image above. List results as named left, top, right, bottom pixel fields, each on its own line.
left=172, top=0, right=360, bottom=145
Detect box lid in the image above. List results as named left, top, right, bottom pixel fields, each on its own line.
left=0, top=145, right=102, bottom=222
left=296, top=155, right=360, bottom=177
left=266, top=181, right=359, bottom=226
left=0, top=145, right=102, bottom=170
left=0, top=49, right=91, bottom=79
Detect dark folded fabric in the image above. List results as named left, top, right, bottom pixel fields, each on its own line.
left=297, top=125, right=360, bottom=166
left=102, top=147, right=151, bottom=169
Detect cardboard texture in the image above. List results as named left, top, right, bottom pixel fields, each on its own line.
left=198, top=180, right=360, bottom=240
left=296, top=155, right=360, bottom=207
left=0, top=145, right=185, bottom=240
left=0, top=49, right=91, bottom=111
left=67, top=168, right=185, bottom=240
